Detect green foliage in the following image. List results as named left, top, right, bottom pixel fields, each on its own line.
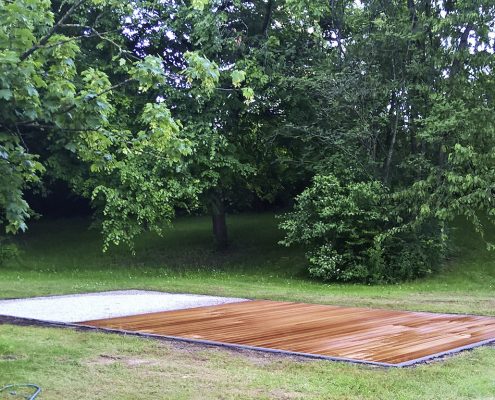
left=0, top=0, right=285, bottom=249
left=191, top=0, right=209, bottom=12
left=275, top=0, right=495, bottom=282
left=131, top=55, right=167, bottom=92
left=241, top=87, right=254, bottom=103
left=0, top=0, right=195, bottom=247
left=230, top=70, right=246, bottom=88
left=372, top=221, right=447, bottom=282
left=1, top=0, right=494, bottom=282
left=0, top=138, right=44, bottom=233
left=280, top=175, right=446, bottom=283
left=183, top=51, right=220, bottom=95
left=280, top=175, right=386, bottom=282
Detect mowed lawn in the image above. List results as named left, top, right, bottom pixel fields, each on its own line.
left=1, top=213, right=495, bottom=399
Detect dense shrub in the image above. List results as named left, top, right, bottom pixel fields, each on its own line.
left=279, top=174, right=446, bottom=283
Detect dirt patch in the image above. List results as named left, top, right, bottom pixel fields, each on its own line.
left=87, top=354, right=122, bottom=365
left=236, top=388, right=307, bottom=400
left=268, top=389, right=307, bottom=399
left=136, top=334, right=314, bottom=366
left=125, top=358, right=159, bottom=366
left=86, top=354, right=163, bottom=367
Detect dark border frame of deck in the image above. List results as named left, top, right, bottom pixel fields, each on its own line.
left=1, top=314, right=494, bottom=368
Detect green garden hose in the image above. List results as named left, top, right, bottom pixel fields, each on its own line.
left=0, top=384, right=41, bottom=400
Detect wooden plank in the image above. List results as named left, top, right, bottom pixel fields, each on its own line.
left=80, top=300, right=495, bottom=365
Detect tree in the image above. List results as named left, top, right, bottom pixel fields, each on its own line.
left=278, top=0, right=495, bottom=281
left=3, top=0, right=494, bottom=282
left=119, top=0, right=311, bottom=248
left=0, top=0, right=198, bottom=248
left=1, top=0, right=287, bottom=250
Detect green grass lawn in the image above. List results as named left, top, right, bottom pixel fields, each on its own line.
left=1, top=213, right=495, bottom=399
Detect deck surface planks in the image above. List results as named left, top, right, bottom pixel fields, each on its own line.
left=80, top=300, right=495, bottom=365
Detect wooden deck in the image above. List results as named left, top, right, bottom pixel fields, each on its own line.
left=80, top=300, right=495, bottom=366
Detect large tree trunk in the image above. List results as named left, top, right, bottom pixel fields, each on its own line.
left=210, top=191, right=228, bottom=249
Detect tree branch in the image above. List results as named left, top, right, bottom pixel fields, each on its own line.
left=43, top=29, right=116, bottom=50
left=15, top=122, right=101, bottom=132
left=11, top=78, right=136, bottom=129
left=20, top=0, right=87, bottom=61
left=61, top=78, right=135, bottom=115
left=60, top=24, right=128, bottom=55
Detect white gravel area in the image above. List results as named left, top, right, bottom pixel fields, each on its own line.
left=0, top=290, right=248, bottom=323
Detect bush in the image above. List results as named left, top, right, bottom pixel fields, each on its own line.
left=279, top=174, right=446, bottom=283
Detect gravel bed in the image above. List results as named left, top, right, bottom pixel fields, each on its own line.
left=0, top=290, right=248, bottom=323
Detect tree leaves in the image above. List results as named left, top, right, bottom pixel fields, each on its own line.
left=0, top=0, right=189, bottom=241
left=2, top=0, right=494, bottom=267
left=191, top=0, right=209, bottom=12
left=231, top=70, right=246, bottom=88
left=183, top=51, right=219, bottom=94
left=0, top=88, right=12, bottom=100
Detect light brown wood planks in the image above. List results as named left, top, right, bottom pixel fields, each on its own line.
left=80, top=300, right=495, bottom=365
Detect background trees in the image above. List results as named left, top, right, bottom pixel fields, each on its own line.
left=1, top=0, right=494, bottom=281
left=277, top=0, right=495, bottom=281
